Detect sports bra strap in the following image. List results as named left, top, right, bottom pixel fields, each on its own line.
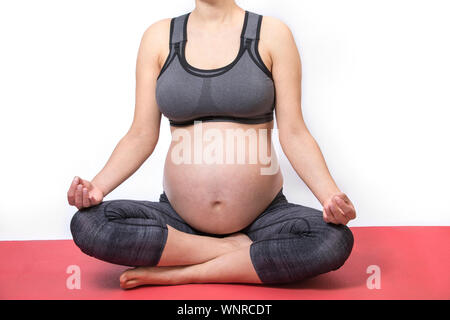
left=170, top=10, right=262, bottom=45
left=170, top=13, right=188, bottom=45
left=241, top=11, right=262, bottom=41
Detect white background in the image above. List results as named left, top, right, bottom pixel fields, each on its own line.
left=0, top=0, right=449, bottom=240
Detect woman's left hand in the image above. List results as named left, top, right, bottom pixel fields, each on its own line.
left=322, top=192, right=356, bottom=225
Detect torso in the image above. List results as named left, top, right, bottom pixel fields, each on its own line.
left=157, top=10, right=281, bottom=234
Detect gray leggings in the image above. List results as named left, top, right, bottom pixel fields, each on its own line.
left=70, top=188, right=354, bottom=284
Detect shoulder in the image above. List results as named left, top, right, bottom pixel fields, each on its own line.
left=259, top=14, right=298, bottom=64
left=141, top=17, right=172, bottom=45
left=259, top=15, right=295, bottom=46
left=137, top=17, right=172, bottom=64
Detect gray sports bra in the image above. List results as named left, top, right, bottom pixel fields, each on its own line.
left=156, top=10, right=276, bottom=127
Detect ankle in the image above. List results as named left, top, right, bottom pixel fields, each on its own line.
left=177, top=264, right=201, bottom=284
left=222, top=233, right=253, bottom=252
left=221, top=237, right=240, bottom=253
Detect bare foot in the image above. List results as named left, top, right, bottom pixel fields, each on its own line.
left=120, top=265, right=188, bottom=289
left=119, top=233, right=253, bottom=289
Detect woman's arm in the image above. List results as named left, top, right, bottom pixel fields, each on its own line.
left=263, top=17, right=356, bottom=225
left=91, top=19, right=171, bottom=197
left=68, top=19, right=171, bottom=208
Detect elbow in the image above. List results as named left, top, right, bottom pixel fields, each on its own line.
left=278, top=127, right=319, bottom=158
left=278, top=125, right=310, bottom=148
left=126, top=129, right=159, bottom=149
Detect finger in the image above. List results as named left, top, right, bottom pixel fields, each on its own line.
left=75, top=184, right=83, bottom=209
left=80, top=178, right=92, bottom=190
left=336, top=192, right=349, bottom=201
left=329, top=201, right=349, bottom=225
left=334, top=196, right=356, bottom=219
left=323, top=208, right=330, bottom=223
left=89, top=194, right=101, bottom=205
left=337, top=192, right=353, bottom=206
left=324, top=204, right=338, bottom=224
left=334, top=196, right=352, bottom=216
left=82, top=188, right=91, bottom=208
left=330, top=201, right=349, bottom=225
left=67, top=177, right=79, bottom=205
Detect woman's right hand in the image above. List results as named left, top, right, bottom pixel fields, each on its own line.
left=67, top=176, right=104, bottom=209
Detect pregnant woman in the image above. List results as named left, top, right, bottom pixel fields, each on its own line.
left=68, top=0, right=356, bottom=289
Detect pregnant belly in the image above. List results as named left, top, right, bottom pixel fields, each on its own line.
left=162, top=122, right=283, bottom=234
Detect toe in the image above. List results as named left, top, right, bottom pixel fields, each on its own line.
left=119, top=268, right=137, bottom=284
left=120, top=279, right=140, bottom=290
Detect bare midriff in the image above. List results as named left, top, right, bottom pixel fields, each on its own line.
left=163, top=121, right=284, bottom=234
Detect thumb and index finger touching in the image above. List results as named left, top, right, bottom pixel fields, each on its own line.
left=74, top=176, right=93, bottom=190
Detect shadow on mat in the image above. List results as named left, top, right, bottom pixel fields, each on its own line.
left=91, top=250, right=382, bottom=291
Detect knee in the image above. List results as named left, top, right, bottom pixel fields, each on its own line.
left=284, top=212, right=354, bottom=268
left=70, top=204, right=105, bottom=256
left=70, top=201, right=168, bottom=266
left=322, top=224, right=354, bottom=271
left=288, top=220, right=354, bottom=277
left=101, top=200, right=133, bottom=221
left=100, top=199, right=164, bottom=224
left=70, top=210, right=88, bottom=252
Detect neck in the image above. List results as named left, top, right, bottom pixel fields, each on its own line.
left=192, top=0, right=242, bottom=25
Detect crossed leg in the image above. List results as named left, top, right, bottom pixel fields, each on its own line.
left=119, top=202, right=354, bottom=288
left=70, top=198, right=262, bottom=288
left=120, top=227, right=261, bottom=288
left=70, top=195, right=354, bottom=289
